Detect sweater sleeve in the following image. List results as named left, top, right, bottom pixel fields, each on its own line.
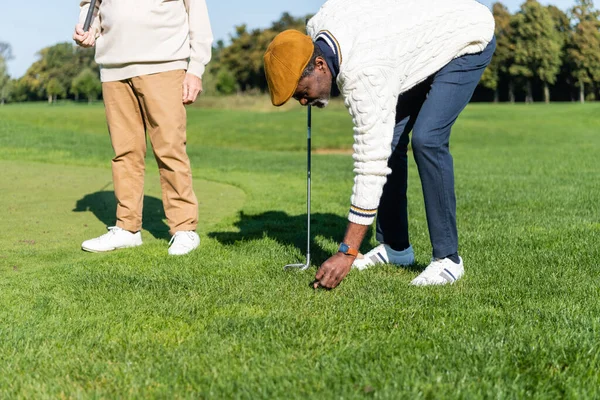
left=184, top=0, right=213, bottom=78
left=341, top=66, right=398, bottom=226
left=78, top=0, right=101, bottom=39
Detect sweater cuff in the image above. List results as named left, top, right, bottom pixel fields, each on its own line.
left=348, top=205, right=377, bottom=226
left=187, top=61, right=206, bottom=79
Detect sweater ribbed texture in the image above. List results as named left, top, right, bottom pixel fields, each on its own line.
left=307, top=0, right=494, bottom=225
left=79, top=0, right=213, bottom=82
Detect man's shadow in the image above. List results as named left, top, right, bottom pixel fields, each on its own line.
left=208, top=211, right=374, bottom=264
left=73, top=191, right=170, bottom=240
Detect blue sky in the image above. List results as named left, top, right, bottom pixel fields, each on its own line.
left=0, top=0, right=577, bottom=78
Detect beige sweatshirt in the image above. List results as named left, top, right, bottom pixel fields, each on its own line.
left=79, top=0, right=213, bottom=82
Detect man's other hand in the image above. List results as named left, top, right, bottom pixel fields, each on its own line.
left=183, top=73, right=203, bottom=105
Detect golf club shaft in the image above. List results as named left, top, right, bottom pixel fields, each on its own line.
left=283, top=106, right=312, bottom=271
left=306, top=105, right=311, bottom=266
left=83, top=0, right=97, bottom=32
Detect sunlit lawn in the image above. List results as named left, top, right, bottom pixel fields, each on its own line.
left=0, top=100, right=599, bottom=398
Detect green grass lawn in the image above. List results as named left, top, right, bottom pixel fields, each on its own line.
left=0, top=100, right=599, bottom=398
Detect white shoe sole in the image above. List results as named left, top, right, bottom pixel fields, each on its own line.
left=168, top=247, right=198, bottom=256
left=81, top=242, right=142, bottom=253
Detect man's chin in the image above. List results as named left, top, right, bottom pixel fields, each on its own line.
left=311, top=99, right=329, bottom=109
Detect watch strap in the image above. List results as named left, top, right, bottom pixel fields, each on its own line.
left=338, top=242, right=359, bottom=257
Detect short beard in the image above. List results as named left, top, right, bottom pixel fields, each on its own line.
left=311, top=72, right=331, bottom=108
left=311, top=98, right=329, bottom=108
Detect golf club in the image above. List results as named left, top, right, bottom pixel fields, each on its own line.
left=83, top=0, right=97, bottom=32
left=284, top=105, right=312, bottom=271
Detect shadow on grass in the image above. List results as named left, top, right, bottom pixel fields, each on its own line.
left=208, top=211, right=374, bottom=264
left=73, top=191, right=170, bottom=240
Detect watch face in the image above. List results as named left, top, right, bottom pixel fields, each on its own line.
left=339, top=243, right=349, bottom=253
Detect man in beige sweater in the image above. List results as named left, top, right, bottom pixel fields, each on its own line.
left=73, top=0, right=213, bottom=255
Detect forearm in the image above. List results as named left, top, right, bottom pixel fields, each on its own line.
left=343, top=71, right=397, bottom=225
left=342, top=222, right=370, bottom=252
left=184, top=0, right=214, bottom=78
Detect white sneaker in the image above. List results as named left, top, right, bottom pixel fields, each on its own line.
left=352, top=244, right=415, bottom=271
left=411, top=257, right=464, bottom=286
left=81, top=226, right=142, bottom=253
left=168, top=231, right=200, bottom=256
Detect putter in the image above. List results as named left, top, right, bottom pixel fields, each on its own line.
left=83, top=0, right=97, bottom=32
left=284, top=105, right=312, bottom=271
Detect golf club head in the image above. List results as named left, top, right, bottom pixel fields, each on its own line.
left=283, top=261, right=310, bottom=271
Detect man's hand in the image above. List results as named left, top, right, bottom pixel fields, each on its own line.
left=313, top=252, right=355, bottom=290
left=183, top=73, right=203, bottom=105
left=313, top=222, right=369, bottom=290
left=73, top=24, right=95, bottom=48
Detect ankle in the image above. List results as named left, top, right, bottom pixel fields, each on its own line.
left=441, top=253, right=460, bottom=264
left=386, top=242, right=410, bottom=252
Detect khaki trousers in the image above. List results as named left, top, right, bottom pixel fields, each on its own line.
left=102, top=69, right=198, bottom=236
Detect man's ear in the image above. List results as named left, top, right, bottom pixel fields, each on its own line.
left=315, top=56, right=328, bottom=72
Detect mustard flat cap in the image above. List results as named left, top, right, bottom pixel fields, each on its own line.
left=264, top=30, right=314, bottom=106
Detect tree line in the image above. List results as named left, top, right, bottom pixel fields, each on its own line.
left=1, top=0, right=599, bottom=105
left=480, top=0, right=600, bottom=102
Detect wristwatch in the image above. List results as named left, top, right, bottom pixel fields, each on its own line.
left=338, top=242, right=359, bottom=257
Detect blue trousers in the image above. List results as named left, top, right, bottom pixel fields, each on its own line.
left=375, top=37, right=496, bottom=259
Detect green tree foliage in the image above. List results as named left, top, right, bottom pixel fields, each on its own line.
left=46, top=78, right=66, bottom=103
left=0, top=59, right=10, bottom=105
left=0, top=42, right=13, bottom=60
left=510, top=0, right=563, bottom=103
left=71, top=68, right=102, bottom=103
left=0, top=41, right=12, bottom=105
left=7, top=5, right=600, bottom=104
left=213, top=13, right=310, bottom=93
left=481, top=3, right=514, bottom=102
left=215, top=68, right=238, bottom=95
left=548, top=5, right=576, bottom=101
left=18, top=43, right=98, bottom=102
left=568, top=0, right=600, bottom=102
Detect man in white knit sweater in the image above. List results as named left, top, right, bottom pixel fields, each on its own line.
left=264, top=0, right=495, bottom=289
left=73, top=0, right=213, bottom=255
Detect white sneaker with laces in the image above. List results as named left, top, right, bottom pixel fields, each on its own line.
left=352, top=244, right=415, bottom=271
left=411, top=257, right=464, bottom=286
left=168, top=231, right=200, bottom=256
left=81, top=226, right=142, bottom=253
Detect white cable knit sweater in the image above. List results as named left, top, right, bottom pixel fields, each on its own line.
left=307, top=0, right=494, bottom=225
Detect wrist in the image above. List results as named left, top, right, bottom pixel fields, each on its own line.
left=338, top=242, right=359, bottom=258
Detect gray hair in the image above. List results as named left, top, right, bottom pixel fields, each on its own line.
left=301, top=43, right=325, bottom=79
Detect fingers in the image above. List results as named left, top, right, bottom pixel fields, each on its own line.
left=183, top=85, right=202, bottom=105
left=73, top=31, right=88, bottom=43
left=184, top=87, right=202, bottom=104
left=313, top=254, right=353, bottom=290
left=313, top=265, right=340, bottom=290
left=182, top=75, right=203, bottom=104
left=182, top=79, right=189, bottom=103
left=314, top=273, right=339, bottom=290
left=83, top=34, right=95, bottom=47
left=313, top=267, right=326, bottom=289
left=73, top=25, right=94, bottom=47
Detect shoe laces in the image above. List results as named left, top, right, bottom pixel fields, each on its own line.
left=169, top=231, right=195, bottom=246
left=423, top=258, right=446, bottom=273
left=102, top=226, right=122, bottom=238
